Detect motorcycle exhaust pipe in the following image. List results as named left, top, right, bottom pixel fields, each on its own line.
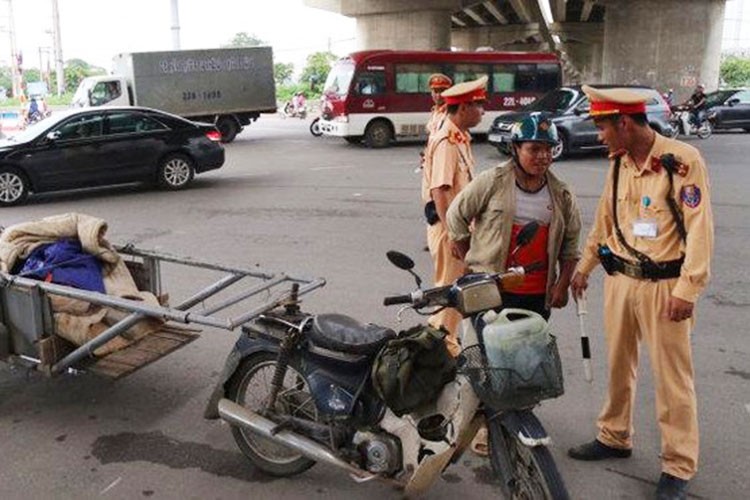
left=218, top=398, right=376, bottom=481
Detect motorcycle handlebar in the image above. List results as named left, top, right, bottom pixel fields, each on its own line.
left=383, top=294, right=414, bottom=306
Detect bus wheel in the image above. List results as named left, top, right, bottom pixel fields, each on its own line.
left=364, top=120, right=393, bottom=148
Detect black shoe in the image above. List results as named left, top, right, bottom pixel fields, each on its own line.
left=655, top=473, right=688, bottom=500
left=567, top=439, right=632, bottom=461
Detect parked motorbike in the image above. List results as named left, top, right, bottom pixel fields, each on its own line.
left=207, top=222, right=569, bottom=499
left=668, top=105, right=712, bottom=139
left=282, top=101, right=307, bottom=119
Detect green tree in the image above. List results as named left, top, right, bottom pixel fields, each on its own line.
left=720, top=56, right=750, bottom=87
left=48, top=59, right=105, bottom=94
left=224, top=32, right=266, bottom=48
left=274, top=62, right=294, bottom=86
left=299, top=51, right=337, bottom=92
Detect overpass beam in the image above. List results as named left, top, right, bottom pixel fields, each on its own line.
left=305, top=0, right=461, bottom=50
left=599, top=0, right=726, bottom=99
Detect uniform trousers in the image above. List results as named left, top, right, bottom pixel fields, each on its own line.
left=598, top=273, right=699, bottom=480
left=426, top=221, right=466, bottom=356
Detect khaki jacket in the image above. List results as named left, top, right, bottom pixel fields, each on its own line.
left=577, top=133, right=714, bottom=303
left=446, top=161, right=582, bottom=303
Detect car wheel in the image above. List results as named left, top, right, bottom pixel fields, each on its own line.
left=158, top=154, right=195, bottom=190
left=0, top=167, right=30, bottom=206
left=216, top=116, right=239, bottom=143
left=552, top=132, right=567, bottom=161
left=364, top=120, right=393, bottom=148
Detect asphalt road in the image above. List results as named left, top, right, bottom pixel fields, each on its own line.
left=0, top=116, right=748, bottom=500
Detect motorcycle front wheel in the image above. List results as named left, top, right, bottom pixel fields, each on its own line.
left=487, top=416, right=569, bottom=500
left=226, top=352, right=318, bottom=477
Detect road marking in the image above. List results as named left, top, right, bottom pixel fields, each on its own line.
left=310, top=165, right=356, bottom=171
left=100, top=477, right=122, bottom=495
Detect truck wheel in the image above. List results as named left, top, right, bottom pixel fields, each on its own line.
left=216, top=116, right=240, bottom=143
left=158, top=154, right=194, bottom=190
left=364, top=120, right=393, bottom=148
left=0, top=167, right=30, bottom=206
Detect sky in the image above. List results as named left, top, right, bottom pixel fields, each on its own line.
left=0, top=0, right=357, bottom=73
left=2, top=0, right=750, bottom=76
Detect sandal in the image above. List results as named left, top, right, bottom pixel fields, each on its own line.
left=470, top=426, right=489, bottom=457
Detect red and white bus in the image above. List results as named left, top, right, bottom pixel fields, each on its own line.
left=318, top=50, right=562, bottom=147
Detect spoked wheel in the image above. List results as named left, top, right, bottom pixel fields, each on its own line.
left=487, top=416, right=569, bottom=500
left=551, top=132, right=567, bottom=161
left=157, top=154, right=194, bottom=190
left=0, top=168, right=30, bottom=206
left=226, top=352, right=319, bottom=476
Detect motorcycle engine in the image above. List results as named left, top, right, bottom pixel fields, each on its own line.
left=352, top=431, right=402, bottom=476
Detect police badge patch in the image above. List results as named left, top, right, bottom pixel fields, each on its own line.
left=681, top=184, right=701, bottom=208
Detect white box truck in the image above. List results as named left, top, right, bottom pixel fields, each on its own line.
left=72, top=47, right=276, bottom=142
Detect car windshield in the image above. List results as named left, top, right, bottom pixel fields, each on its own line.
left=323, top=61, right=355, bottom=97
left=705, top=90, right=738, bottom=107
left=523, top=89, right=577, bottom=112
left=5, top=112, right=71, bottom=143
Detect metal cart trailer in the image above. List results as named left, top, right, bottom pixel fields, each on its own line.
left=0, top=245, right=324, bottom=379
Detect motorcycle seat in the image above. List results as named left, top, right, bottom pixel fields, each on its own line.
left=310, top=314, right=396, bottom=356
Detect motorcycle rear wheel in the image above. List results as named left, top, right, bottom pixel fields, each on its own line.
left=487, top=416, right=569, bottom=500
left=226, top=352, right=318, bottom=476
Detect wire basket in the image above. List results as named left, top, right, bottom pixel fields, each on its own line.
left=458, top=338, right=564, bottom=411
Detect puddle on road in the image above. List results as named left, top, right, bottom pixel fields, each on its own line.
left=91, top=431, right=275, bottom=483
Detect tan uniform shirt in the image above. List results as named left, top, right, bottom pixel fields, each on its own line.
left=421, top=118, right=475, bottom=205
left=446, top=161, right=581, bottom=303
left=425, top=104, right=448, bottom=137
left=577, top=133, right=714, bottom=303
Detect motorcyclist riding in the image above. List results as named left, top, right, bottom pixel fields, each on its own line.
left=683, top=84, right=707, bottom=128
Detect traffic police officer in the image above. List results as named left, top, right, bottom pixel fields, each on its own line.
left=426, top=73, right=452, bottom=136
left=568, top=86, right=714, bottom=500
left=421, top=75, right=487, bottom=356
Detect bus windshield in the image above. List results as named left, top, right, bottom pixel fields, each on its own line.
left=523, top=88, right=577, bottom=112
left=324, top=62, right=355, bottom=97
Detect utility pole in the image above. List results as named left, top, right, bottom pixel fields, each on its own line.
left=170, top=0, right=181, bottom=50
left=51, top=0, right=64, bottom=96
left=5, top=0, right=21, bottom=97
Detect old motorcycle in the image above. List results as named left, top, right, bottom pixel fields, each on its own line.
left=668, top=105, right=712, bottom=139
left=205, top=223, right=569, bottom=499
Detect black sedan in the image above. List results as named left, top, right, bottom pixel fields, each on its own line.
left=0, top=107, right=224, bottom=206
left=705, top=89, right=750, bottom=132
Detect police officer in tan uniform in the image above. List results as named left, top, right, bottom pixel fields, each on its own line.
left=425, top=73, right=452, bottom=136
left=567, top=86, right=714, bottom=500
left=421, top=76, right=487, bottom=356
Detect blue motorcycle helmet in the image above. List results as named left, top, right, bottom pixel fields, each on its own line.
left=510, top=112, right=560, bottom=146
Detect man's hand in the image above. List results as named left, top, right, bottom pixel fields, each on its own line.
left=451, top=239, right=470, bottom=261
left=570, top=272, right=589, bottom=299
left=549, top=283, right=569, bottom=308
left=666, top=296, right=694, bottom=322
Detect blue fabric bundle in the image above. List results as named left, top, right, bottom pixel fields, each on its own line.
left=18, top=238, right=105, bottom=293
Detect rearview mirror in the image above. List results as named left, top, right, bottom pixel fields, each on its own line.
left=387, top=251, right=414, bottom=270
left=727, top=98, right=740, bottom=107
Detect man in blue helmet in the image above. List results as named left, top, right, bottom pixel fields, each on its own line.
left=446, top=112, right=582, bottom=320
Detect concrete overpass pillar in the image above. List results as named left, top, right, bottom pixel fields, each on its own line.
left=600, top=0, right=725, bottom=100
left=305, top=0, right=460, bottom=50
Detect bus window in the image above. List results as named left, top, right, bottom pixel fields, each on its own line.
left=493, top=65, right=516, bottom=92
left=536, top=63, right=561, bottom=92
left=450, top=64, right=489, bottom=84
left=395, top=64, right=442, bottom=93
left=516, top=64, right=537, bottom=91
left=324, top=62, right=355, bottom=96
left=355, top=72, right=386, bottom=96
